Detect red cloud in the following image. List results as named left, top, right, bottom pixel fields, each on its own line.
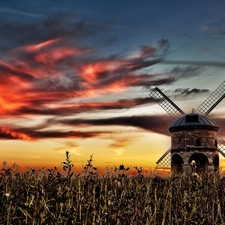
left=0, top=37, right=175, bottom=140
left=0, top=125, right=110, bottom=141
left=0, top=39, right=171, bottom=117
left=0, top=127, right=33, bottom=141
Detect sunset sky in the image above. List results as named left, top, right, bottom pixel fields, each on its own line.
left=1, top=0, right=225, bottom=172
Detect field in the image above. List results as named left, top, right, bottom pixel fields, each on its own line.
left=1, top=152, right=225, bottom=225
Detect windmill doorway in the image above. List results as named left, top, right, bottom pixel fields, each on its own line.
left=189, top=153, right=209, bottom=173
left=172, top=154, right=184, bottom=173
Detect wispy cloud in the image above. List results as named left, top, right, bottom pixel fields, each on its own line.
left=54, top=141, right=81, bottom=156
left=201, top=22, right=225, bottom=35
left=0, top=7, right=44, bottom=18
left=0, top=13, right=207, bottom=143
left=0, top=33, right=172, bottom=118
left=170, top=66, right=202, bottom=78
left=173, top=88, right=210, bottom=97
left=15, top=97, right=156, bottom=116
left=109, top=138, right=135, bottom=156
left=163, top=60, right=225, bottom=68
left=0, top=126, right=107, bottom=140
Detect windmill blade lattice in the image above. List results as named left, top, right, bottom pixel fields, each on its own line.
left=150, top=87, right=185, bottom=119
left=156, top=148, right=171, bottom=169
left=195, top=81, right=225, bottom=116
left=217, top=135, right=225, bottom=157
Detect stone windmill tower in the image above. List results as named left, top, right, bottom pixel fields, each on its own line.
left=151, top=81, right=225, bottom=173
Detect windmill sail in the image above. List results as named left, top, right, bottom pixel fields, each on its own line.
left=150, top=87, right=185, bottom=119
left=195, top=81, right=225, bottom=116
left=217, top=135, right=225, bottom=157
left=156, top=148, right=171, bottom=169
left=150, top=88, right=184, bottom=170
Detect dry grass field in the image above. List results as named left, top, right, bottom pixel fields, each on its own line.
left=1, top=152, right=225, bottom=225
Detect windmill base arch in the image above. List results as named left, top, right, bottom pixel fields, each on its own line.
left=188, top=153, right=209, bottom=173
left=169, top=150, right=219, bottom=174
left=171, top=154, right=184, bottom=173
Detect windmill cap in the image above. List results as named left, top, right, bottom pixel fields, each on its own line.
left=169, top=112, right=219, bottom=132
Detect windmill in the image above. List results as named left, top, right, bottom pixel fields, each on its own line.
left=150, top=81, right=225, bottom=173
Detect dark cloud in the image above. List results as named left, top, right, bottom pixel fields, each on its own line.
left=28, top=130, right=103, bottom=139
left=0, top=127, right=32, bottom=140
left=149, top=87, right=210, bottom=106
left=2, top=112, right=225, bottom=141
left=59, top=114, right=172, bottom=136
left=0, top=126, right=107, bottom=140
left=124, top=58, right=162, bottom=71
left=208, top=116, right=225, bottom=138
left=173, top=88, right=210, bottom=97
left=0, top=130, right=21, bottom=140
left=201, top=22, right=225, bottom=35
left=163, top=60, right=225, bottom=68
left=0, top=114, right=172, bottom=141
left=140, top=45, right=157, bottom=58
left=170, top=66, right=202, bottom=78
left=16, top=97, right=156, bottom=116
left=158, top=38, right=170, bottom=53
left=0, top=13, right=108, bottom=48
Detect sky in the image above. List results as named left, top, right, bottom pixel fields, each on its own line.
left=1, top=0, right=225, bottom=172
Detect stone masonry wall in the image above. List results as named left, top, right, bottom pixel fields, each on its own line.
left=171, top=129, right=217, bottom=150
left=170, top=128, right=219, bottom=172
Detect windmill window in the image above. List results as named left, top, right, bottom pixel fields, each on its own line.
left=213, top=155, right=219, bottom=171
left=186, top=114, right=198, bottom=123
left=196, top=139, right=201, bottom=146
left=215, top=140, right=218, bottom=147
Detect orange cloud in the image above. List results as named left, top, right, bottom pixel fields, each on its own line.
left=0, top=38, right=172, bottom=117
left=0, top=36, right=176, bottom=141
left=110, top=138, right=133, bottom=156
left=19, top=39, right=61, bottom=52
left=0, top=127, right=33, bottom=141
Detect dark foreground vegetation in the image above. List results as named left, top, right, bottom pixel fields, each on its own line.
left=1, top=153, right=225, bottom=225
